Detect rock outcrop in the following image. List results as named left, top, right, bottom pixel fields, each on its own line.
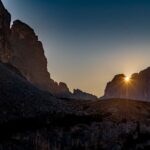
left=72, top=89, right=97, bottom=100
left=0, top=0, right=72, bottom=97
left=0, top=0, right=11, bottom=62
left=9, top=20, right=72, bottom=96
left=0, top=0, right=97, bottom=99
left=103, top=67, right=150, bottom=101
left=10, top=20, right=52, bottom=91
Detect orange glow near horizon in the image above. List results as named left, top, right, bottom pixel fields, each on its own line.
left=124, top=76, right=131, bottom=82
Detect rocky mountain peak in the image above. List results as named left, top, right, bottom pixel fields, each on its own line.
left=10, top=20, right=52, bottom=91
left=103, top=67, right=150, bottom=101
left=0, top=1, right=72, bottom=97
left=10, top=20, right=73, bottom=97
left=0, top=0, right=97, bottom=100
left=59, top=82, right=70, bottom=92
left=11, top=20, right=37, bottom=41
left=112, top=74, right=125, bottom=81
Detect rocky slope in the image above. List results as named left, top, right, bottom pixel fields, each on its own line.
left=72, top=89, right=97, bottom=100
left=0, top=62, right=74, bottom=124
left=103, top=67, right=150, bottom=101
left=0, top=55, right=150, bottom=150
left=1, top=97, right=150, bottom=150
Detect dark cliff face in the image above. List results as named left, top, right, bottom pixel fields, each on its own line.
left=9, top=20, right=71, bottom=96
left=0, top=0, right=98, bottom=99
left=10, top=20, right=51, bottom=91
left=103, top=67, right=150, bottom=101
left=0, top=0, right=71, bottom=97
left=0, top=0, right=11, bottom=62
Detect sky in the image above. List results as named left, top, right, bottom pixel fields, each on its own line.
left=2, top=0, right=150, bottom=96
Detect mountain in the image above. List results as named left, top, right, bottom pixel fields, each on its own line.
left=103, top=67, right=150, bottom=101
left=0, top=63, right=150, bottom=150
left=1, top=1, right=150, bottom=149
left=0, top=0, right=97, bottom=100
left=10, top=20, right=72, bottom=97
left=0, top=0, right=72, bottom=97
left=72, top=89, right=98, bottom=100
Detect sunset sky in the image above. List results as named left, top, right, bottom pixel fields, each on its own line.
left=3, top=0, right=150, bottom=96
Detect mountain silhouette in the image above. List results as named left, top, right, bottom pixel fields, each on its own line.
left=0, top=0, right=97, bottom=100
left=1, top=1, right=150, bottom=150
left=103, top=67, right=150, bottom=101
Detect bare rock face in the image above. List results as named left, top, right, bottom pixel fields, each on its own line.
left=0, top=0, right=97, bottom=99
left=103, top=67, right=150, bottom=101
left=10, top=20, right=51, bottom=91
left=0, top=0, right=11, bottom=62
left=73, top=89, right=97, bottom=100
left=0, top=0, right=71, bottom=97
left=103, top=74, right=127, bottom=99
left=50, top=81, right=72, bottom=98
left=10, top=20, right=71, bottom=96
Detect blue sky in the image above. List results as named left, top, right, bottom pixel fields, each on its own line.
left=2, top=0, right=150, bottom=96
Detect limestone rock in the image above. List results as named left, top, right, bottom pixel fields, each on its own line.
left=0, top=0, right=97, bottom=99
left=10, top=20, right=51, bottom=90
left=9, top=20, right=71, bottom=96
left=103, top=67, right=150, bottom=101
left=0, top=0, right=71, bottom=97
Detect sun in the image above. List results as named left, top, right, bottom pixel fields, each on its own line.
left=124, top=76, right=130, bottom=82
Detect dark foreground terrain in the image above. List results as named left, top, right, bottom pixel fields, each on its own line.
left=1, top=99, right=150, bottom=150
left=1, top=62, right=150, bottom=150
